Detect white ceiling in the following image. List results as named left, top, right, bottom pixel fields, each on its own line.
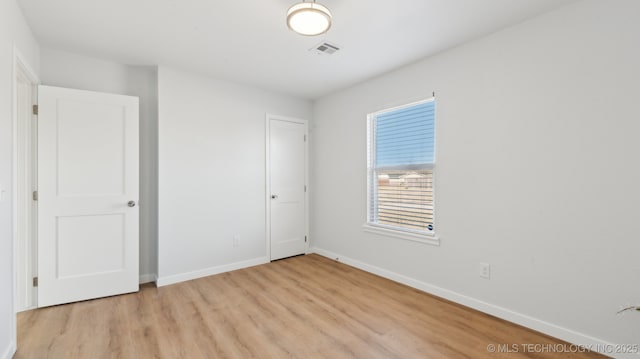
left=18, top=0, right=576, bottom=99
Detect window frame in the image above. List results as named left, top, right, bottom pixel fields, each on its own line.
left=364, top=97, right=439, bottom=246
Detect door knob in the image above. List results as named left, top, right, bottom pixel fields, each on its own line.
left=271, top=195, right=278, bottom=199
left=128, top=200, right=136, bottom=207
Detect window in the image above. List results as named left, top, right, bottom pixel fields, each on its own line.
left=366, top=98, right=436, bottom=240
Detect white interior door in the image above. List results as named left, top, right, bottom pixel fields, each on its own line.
left=268, top=116, right=307, bottom=261
left=37, top=85, right=139, bottom=307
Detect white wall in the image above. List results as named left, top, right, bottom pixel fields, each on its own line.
left=39, top=48, right=158, bottom=281
left=0, top=0, right=39, bottom=357
left=157, top=66, right=312, bottom=284
left=311, top=0, right=640, bottom=353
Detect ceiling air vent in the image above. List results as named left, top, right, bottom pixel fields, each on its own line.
left=311, top=41, right=340, bottom=55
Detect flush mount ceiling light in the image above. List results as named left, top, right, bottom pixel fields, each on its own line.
left=287, top=0, right=332, bottom=36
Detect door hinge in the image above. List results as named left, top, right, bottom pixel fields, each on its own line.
left=304, top=185, right=307, bottom=192
left=32, top=105, right=38, bottom=115
left=305, top=235, right=307, bottom=243
left=32, top=191, right=38, bottom=201
left=304, top=134, right=307, bottom=142
left=32, top=277, right=38, bottom=287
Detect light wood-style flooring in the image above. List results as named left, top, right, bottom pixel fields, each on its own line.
left=17, top=254, right=605, bottom=358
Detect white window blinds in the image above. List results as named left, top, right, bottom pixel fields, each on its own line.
left=367, top=99, right=435, bottom=235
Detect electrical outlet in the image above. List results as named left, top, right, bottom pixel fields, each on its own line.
left=480, top=262, right=491, bottom=279
left=233, top=235, right=240, bottom=247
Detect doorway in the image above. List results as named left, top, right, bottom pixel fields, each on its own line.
left=13, top=78, right=141, bottom=309
left=14, top=51, right=39, bottom=312
left=265, top=115, right=309, bottom=261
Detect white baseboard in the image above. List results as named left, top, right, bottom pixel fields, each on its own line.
left=1, top=342, right=16, bottom=359
left=309, top=247, right=637, bottom=359
left=16, top=305, right=35, bottom=313
left=156, top=256, right=269, bottom=287
left=139, top=273, right=157, bottom=284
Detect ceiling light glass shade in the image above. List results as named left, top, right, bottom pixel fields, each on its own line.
left=287, top=1, right=332, bottom=36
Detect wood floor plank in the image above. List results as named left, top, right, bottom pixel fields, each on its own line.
left=17, top=254, right=606, bottom=359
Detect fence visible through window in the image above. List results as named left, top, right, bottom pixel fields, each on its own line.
left=376, top=170, right=433, bottom=231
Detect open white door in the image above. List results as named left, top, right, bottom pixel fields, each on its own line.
left=37, top=85, right=139, bottom=307
left=267, top=116, right=308, bottom=261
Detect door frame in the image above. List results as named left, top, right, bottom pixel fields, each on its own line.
left=265, top=114, right=309, bottom=261
left=12, top=46, right=39, bottom=340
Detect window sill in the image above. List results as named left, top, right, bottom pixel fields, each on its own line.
left=362, top=224, right=440, bottom=246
